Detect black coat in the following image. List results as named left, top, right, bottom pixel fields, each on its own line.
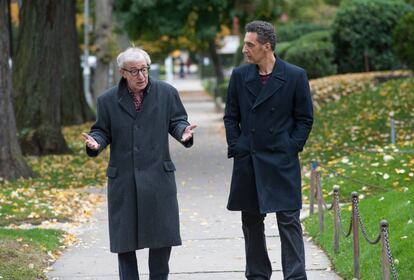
left=223, top=58, right=313, bottom=214
left=86, top=78, right=192, bottom=253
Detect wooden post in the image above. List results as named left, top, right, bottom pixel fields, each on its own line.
left=333, top=186, right=340, bottom=254
left=352, top=192, right=360, bottom=279
left=381, top=220, right=390, bottom=280
left=364, top=48, right=370, bottom=72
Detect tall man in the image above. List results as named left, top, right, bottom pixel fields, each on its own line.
left=223, top=21, right=313, bottom=280
left=82, top=47, right=196, bottom=280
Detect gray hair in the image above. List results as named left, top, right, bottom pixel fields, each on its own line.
left=116, top=47, right=151, bottom=68
left=245, top=20, right=276, bottom=50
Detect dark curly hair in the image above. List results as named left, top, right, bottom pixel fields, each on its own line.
left=245, top=20, right=276, bottom=50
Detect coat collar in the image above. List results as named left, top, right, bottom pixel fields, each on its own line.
left=117, top=78, right=152, bottom=119
left=245, top=55, right=286, bottom=109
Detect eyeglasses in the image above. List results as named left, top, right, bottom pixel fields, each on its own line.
left=122, top=66, right=150, bottom=76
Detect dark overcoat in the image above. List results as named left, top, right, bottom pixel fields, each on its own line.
left=223, top=57, right=313, bottom=214
left=86, top=78, right=192, bottom=253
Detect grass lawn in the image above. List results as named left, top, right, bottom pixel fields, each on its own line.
left=301, top=78, right=414, bottom=279
left=0, top=123, right=107, bottom=226
left=0, top=123, right=107, bottom=278
left=0, top=228, right=63, bottom=279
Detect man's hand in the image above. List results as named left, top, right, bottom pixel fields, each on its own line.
left=181, top=124, right=197, bottom=142
left=82, top=133, right=100, bottom=150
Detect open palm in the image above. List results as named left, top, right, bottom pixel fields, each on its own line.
left=82, top=133, right=100, bottom=150
left=181, top=125, right=197, bottom=142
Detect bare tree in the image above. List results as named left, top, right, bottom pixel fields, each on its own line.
left=13, top=0, right=71, bottom=155
left=93, top=0, right=115, bottom=101
left=60, top=0, right=94, bottom=125
left=0, top=0, right=33, bottom=179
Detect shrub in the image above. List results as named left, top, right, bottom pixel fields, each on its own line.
left=232, top=43, right=244, bottom=67
left=275, top=41, right=292, bottom=59
left=332, top=0, right=412, bottom=73
left=284, top=31, right=337, bottom=79
left=393, top=10, right=414, bottom=71
left=276, top=22, right=327, bottom=43
left=294, top=30, right=332, bottom=44
left=218, top=81, right=229, bottom=101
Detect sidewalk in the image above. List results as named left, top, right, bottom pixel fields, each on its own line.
left=47, top=79, right=341, bottom=279
left=167, top=74, right=205, bottom=93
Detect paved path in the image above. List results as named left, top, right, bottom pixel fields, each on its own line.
left=48, top=81, right=341, bottom=279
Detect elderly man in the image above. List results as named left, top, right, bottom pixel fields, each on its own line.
left=224, top=21, right=313, bottom=280
left=82, top=47, right=196, bottom=280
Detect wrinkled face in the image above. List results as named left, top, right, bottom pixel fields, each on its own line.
left=120, top=60, right=149, bottom=93
left=242, top=32, right=269, bottom=64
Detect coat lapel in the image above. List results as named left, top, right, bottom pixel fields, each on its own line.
left=117, top=78, right=137, bottom=119
left=252, top=57, right=286, bottom=109
left=245, top=64, right=262, bottom=106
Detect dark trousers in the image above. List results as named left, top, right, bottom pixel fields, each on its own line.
left=118, top=247, right=172, bottom=280
left=242, top=210, right=307, bottom=280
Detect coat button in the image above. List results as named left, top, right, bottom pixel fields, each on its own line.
left=252, top=109, right=256, bottom=113
left=250, top=128, right=256, bottom=133
left=134, top=146, right=140, bottom=152
left=271, top=108, right=275, bottom=112
left=269, top=128, right=274, bottom=134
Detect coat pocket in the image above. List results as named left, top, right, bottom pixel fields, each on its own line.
left=106, top=166, right=118, bottom=178
left=163, top=161, right=176, bottom=172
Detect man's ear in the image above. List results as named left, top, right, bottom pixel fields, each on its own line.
left=119, top=68, right=125, bottom=78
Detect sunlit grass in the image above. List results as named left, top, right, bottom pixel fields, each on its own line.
left=0, top=123, right=106, bottom=278
left=0, top=123, right=107, bottom=226
left=0, top=228, right=63, bottom=279
left=302, top=78, right=414, bottom=279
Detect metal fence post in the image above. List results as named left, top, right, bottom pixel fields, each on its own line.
left=352, top=192, right=360, bottom=279
left=381, top=220, right=390, bottom=280
left=390, top=118, right=396, bottom=145
left=310, top=162, right=317, bottom=215
left=333, top=186, right=340, bottom=254
left=317, top=172, right=324, bottom=232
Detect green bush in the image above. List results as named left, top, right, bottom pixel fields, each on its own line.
left=285, top=40, right=337, bottom=79
left=332, top=0, right=412, bottom=73
left=200, top=58, right=216, bottom=78
left=295, top=30, right=332, bottom=44
left=218, top=82, right=228, bottom=101
left=284, top=31, right=337, bottom=79
left=233, top=43, right=244, bottom=66
left=393, top=10, right=414, bottom=71
left=275, top=41, right=292, bottom=59
left=277, top=22, right=327, bottom=43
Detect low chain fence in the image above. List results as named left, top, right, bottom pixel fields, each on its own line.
left=309, top=162, right=398, bottom=280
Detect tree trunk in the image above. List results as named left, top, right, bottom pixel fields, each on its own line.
left=0, top=0, right=33, bottom=179
left=13, top=0, right=71, bottom=155
left=60, top=0, right=94, bottom=125
left=208, top=40, right=225, bottom=85
left=92, top=0, right=114, bottom=102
